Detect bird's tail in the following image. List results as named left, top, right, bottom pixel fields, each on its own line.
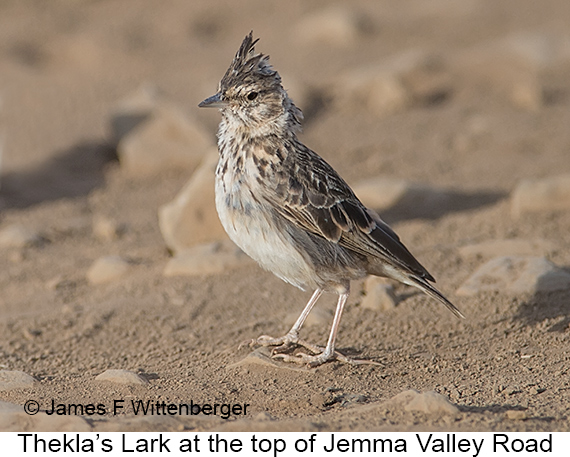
left=408, top=275, right=465, bottom=319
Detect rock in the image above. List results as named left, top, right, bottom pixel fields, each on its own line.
left=163, top=240, right=252, bottom=277
left=285, top=306, right=331, bottom=328
left=453, top=33, right=570, bottom=110
left=0, top=370, right=36, bottom=391
left=92, top=215, right=123, bottom=241
left=456, top=256, right=570, bottom=296
left=110, top=84, right=159, bottom=142
left=337, top=50, right=450, bottom=116
left=227, top=347, right=307, bottom=372
left=0, top=406, right=91, bottom=432
left=505, top=410, right=528, bottom=421
left=293, top=7, right=362, bottom=47
left=511, top=174, right=570, bottom=218
left=0, top=224, right=41, bottom=248
left=95, top=369, right=148, bottom=386
left=353, top=177, right=447, bottom=212
left=389, top=390, right=459, bottom=416
left=360, top=276, right=397, bottom=311
left=159, top=152, right=227, bottom=253
left=117, top=105, right=213, bottom=177
left=458, top=239, right=557, bottom=259
left=86, top=256, right=132, bottom=285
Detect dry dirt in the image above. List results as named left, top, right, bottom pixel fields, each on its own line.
left=1, top=0, right=570, bottom=432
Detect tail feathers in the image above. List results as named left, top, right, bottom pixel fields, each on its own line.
left=409, top=276, right=465, bottom=319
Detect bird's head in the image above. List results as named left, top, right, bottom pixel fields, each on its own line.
left=199, top=32, right=303, bottom=134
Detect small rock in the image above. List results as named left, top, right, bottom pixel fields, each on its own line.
left=458, top=239, right=556, bottom=259
left=110, top=84, right=159, bottom=142
left=285, top=306, right=331, bottom=328
left=452, top=33, right=570, bottom=110
left=337, top=50, right=449, bottom=116
left=293, top=7, right=362, bottom=47
left=511, top=174, right=570, bottom=218
left=0, top=370, right=36, bottom=391
left=163, top=240, right=252, bottom=277
left=95, top=369, right=148, bottom=386
left=0, top=224, right=40, bottom=248
left=353, top=177, right=448, bottom=212
left=92, top=215, right=123, bottom=241
left=505, top=410, right=528, bottom=421
left=159, top=152, right=227, bottom=253
left=86, top=256, right=131, bottom=285
left=457, top=256, right=570, bottom=296
left=117, top=105, right=213, bottom=177
left=389, top=390, right=459, bottom=416
left=360, top=276, right=397, bottom=311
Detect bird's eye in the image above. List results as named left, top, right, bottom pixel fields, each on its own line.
left=247, top=92, right=258, bottom=101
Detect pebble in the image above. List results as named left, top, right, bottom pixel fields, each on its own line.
left=109, top=83, right=159, bottom=142
left=353, top=177, right=447, bottom=212
left=86, top=256, right=132, bottom=285
left=360, top=276, right=397, bottom=311
left=505, top=410, right=528, bottom=421
left=337, top=50, right=449, bottom=116
left=285, top=306, right=331, bottom=328
left=389, top=390, right=459, bottom=416
left=117, top=105, right=213, bottom=177
left=0, top=224, right=41, bottom=248
left=163, top=240, right=252, bottom=277
left=0, top=405, right=91, bottom=432
left=0, top=370, right=36, bottom=391
left=456, top=256, right=570, bottom=296
left=458, top=239, right=556, bottom=259
left=95, top=369, right=148, bottom=386
left=159, top=152, right=227, bottom=253
left=453, top=33, right=570, bottom=110
left=92, top=215, right=123, bottom=241
left=511, top=174, right=570, bottom=218
left=293, top=6, right=362, bottom=47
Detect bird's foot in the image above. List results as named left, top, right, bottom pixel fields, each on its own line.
left=240, top=332, right=299, bottom=353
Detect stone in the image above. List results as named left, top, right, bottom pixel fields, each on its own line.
left=0, top=370, right=36, bottom=391
left=453, top=33, right=570, bottom=110
left=458, top=239, right=557, bottom=259
left=389, top=390, right=459, bottom=416
left=92, top=215, right=123, bottom=241
left=110, top=84, right=159, bottom=142
left=353, top=177, right=447, bottom=212
left=456, top=256, right=570, bottom=296
left=337, top=50, right=449, bottom=116
left=285, top=306, right=331, bottom=328
left=0, top=408, right=91, bottom=432
left=95, top=369, right=148, bottom=386
left=0, top=224, right=41, bottom=248
left=159, top=152, right=227, bottom=253
left=505, top=410, right=528, bottom=421
left=360, top=276, right=397, bottom=311
left=117, top=105, right=213, bottom=177
left=511, top=174, right=570, bottom=218
left=163, top=240, right=252, bottom=277
left=86, top=256, right=131, bottom=285
left=293, top=6, right=362, bottom=47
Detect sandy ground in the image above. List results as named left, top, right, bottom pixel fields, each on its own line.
left=1, top=0, right=570, bottom=432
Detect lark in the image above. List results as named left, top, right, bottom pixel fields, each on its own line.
left=199, top=32, right=464, bottom=367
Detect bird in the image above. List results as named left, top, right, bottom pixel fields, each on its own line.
left=199, top=32, right=464, bottom=367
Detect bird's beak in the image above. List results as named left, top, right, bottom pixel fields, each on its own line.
left=198, top=93, right=227, bottom=108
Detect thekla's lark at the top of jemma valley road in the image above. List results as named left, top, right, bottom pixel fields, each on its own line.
left=199, top=32, right=464, bottom=367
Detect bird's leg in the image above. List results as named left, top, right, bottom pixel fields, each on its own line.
left=248, top=288, right=323, bottom=350
left=274, top=291, right=351, bottom=367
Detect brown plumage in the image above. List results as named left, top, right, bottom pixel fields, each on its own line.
left=199, top=32, right=463, bottom=367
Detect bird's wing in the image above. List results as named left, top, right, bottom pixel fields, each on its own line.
left=266, top=143, right=434, bottom=282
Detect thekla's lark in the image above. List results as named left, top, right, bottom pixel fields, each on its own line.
left=199, top=32, right=463, bottom=367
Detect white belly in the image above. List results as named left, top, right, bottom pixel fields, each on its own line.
left=215, top=177, right=315, bottom=290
